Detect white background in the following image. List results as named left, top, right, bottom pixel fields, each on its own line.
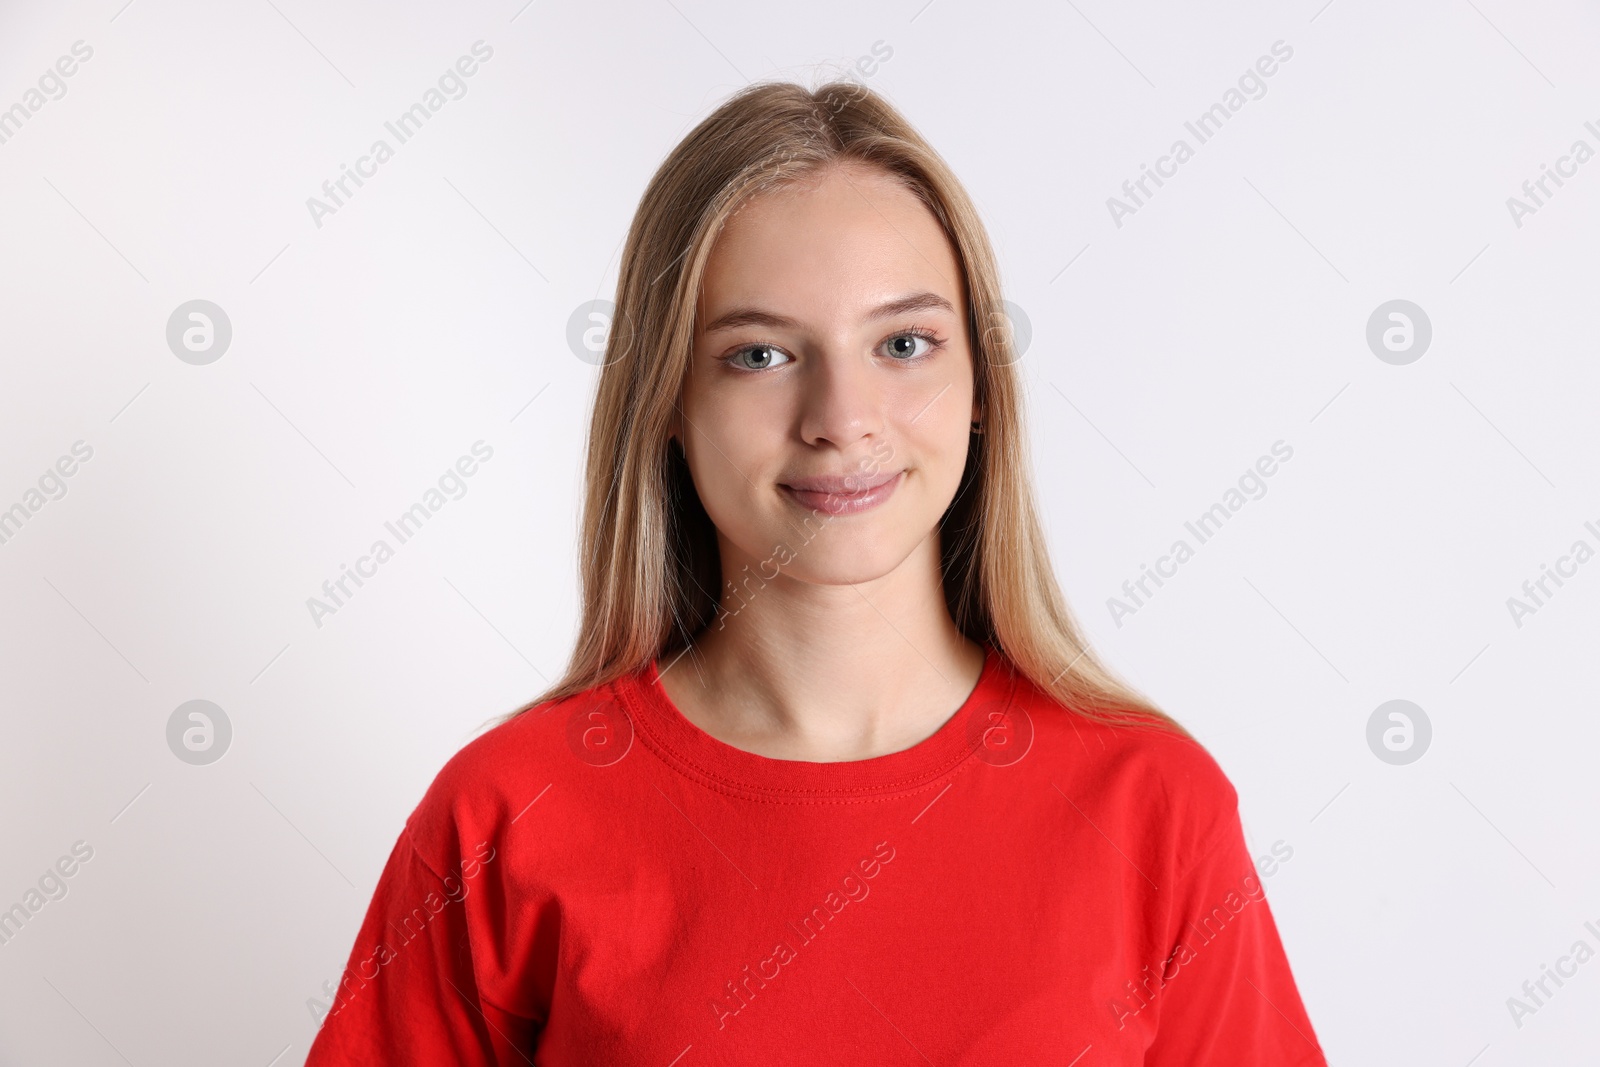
left=2, top=0, right=1598, bottom=1063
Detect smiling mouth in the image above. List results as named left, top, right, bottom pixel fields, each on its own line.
left=778, top=470, right=905, bottom=516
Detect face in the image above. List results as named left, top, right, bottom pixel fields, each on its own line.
left=673, top=161, right=980, bottom=590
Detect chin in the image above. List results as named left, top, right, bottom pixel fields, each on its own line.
left=815, top=560, right=897, bottom=585
left=785, top=540, right=912, bottom=587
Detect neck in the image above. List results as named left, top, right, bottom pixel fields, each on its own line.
left=659, top=534, right=986, bottom=762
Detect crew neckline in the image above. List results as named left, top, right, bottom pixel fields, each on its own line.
left=613, top=643, right=1019, bottom=802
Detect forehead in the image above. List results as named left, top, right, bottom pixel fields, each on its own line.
left=697, top=163, right=965, bottom=325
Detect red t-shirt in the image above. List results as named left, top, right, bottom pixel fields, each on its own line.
left=305, top=644, right=1325, bottom=1065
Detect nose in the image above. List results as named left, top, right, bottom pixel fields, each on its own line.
left=796, top=345, right=886, bottom=449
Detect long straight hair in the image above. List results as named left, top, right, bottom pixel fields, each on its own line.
left=501, top=79, right=1188, bottom=738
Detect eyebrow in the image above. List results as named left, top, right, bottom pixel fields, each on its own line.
left=701, top=291, right=956, bottom=335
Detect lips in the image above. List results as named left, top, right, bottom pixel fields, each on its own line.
left=779, top=468, right=902, bottom=494
left=778, top=469, right=905, bottom=516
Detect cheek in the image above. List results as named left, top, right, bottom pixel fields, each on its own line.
left=682, top=403, right=780, bottom=531
left=922, top=427, right=973, bottom=501
left=890, top=394, right=970, bottom=481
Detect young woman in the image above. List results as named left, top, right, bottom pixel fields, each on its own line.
left=305, top=80, right=1326, bottom=1065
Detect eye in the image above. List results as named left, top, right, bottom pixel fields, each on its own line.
left=724, top=343, right=793, bottom=372
left=878, top=328, right=943, bottom=363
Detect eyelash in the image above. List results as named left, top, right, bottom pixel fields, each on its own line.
left=721, top=326, right=946, bottom=373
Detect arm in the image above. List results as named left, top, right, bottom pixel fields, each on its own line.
left=1142, top=807, right=1326, bottom=1066
left=303, top=825, right=541, bottom=1066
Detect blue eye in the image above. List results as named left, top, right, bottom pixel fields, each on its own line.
left=727, top=344, right=793, bottom=371
left=721, top=328, right=945, bottom=372
left=879, top=328, right=943, bottom=362
left=880, top=331, right=937, bottom=361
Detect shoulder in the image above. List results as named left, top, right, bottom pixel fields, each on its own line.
left=401, top=676, right=629, bottom=870
left=1007, top=667, right=1239, bottom=858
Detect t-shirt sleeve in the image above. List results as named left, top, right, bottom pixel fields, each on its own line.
left=303, top=824, right=540, bottom=1065
left=1143, top=804, right=1327, bottom=1066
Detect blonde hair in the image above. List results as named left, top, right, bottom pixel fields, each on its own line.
left=500, top=78, right=1188, bottom=738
